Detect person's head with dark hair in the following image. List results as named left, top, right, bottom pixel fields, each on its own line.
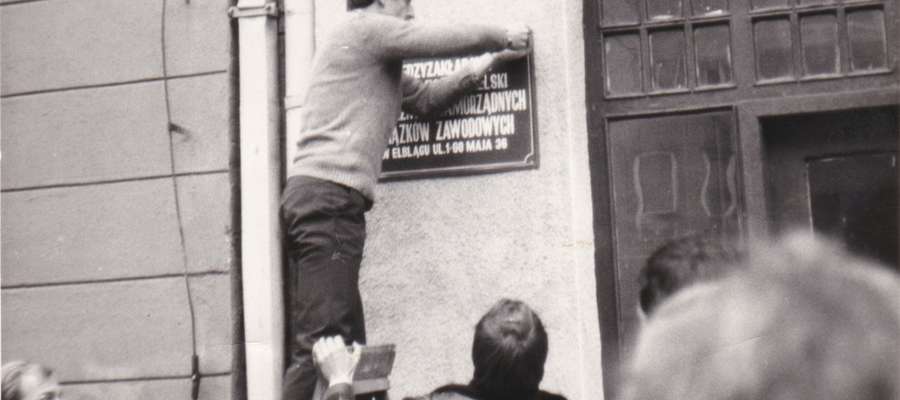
left=347, top=0, right=375, bottom=10
left=1, top=361, right=61, bottom=400
left=470, top=299, right=548, bottom=400
left=622, top=233, right=900, bottom=400
left=639, top=233, right=742, bottom=316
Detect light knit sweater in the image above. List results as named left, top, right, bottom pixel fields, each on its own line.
left=288, top=11, right=508, bottom=201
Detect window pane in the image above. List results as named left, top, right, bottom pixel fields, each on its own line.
left=608, top=110, right=741, bottom=361
left=603, top=0, right=640, bottom=26
left=694, top=24, right=732, bottom=86
left=649, top=29, right=687, bottom=90
left=692, top=0, right=727, bottom=16
left=801, top=13, right=839, bottom=76
left=848, top=8, right=887, bottom=71
left=754, top=18, right=793, bottom=80
left=607, top=110, right=740, bottom=262
left=647, top=0, right=683, bottom=21
left=798, top=0, right=835, bottom=5
left=605, top=33, right=643, bottom=95
left=752, top=0, right=788, bottom=10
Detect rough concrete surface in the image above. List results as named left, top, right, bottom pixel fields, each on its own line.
left=0, top=0, right=163, bottom=94
left=0, top=82, right=171, bottom=190
left=309, top=1, right=602, bottom=399
left=0, top=0, right=236, bottom=398
left=1, top=179, right=185, bottom=285
left=191, top=273, right=235, bottom=374
left=177, top=173, right=234, bottom=274
left=1, top=278, right=195, bottom=381
left=169, top=73, right=233, bottom=174
left=1, top=174, right=233, bottom=285
left=164, top=0, right=232, bottom=76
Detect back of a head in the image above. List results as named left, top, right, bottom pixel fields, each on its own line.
left=2, top=361, right=56, bottom=400
left=623, top=234, right=900, bottom=400
left=347, top=0, right=375, bottom=10
left=639, top=233, right=742, bottom=315
left=471, top=299, right=548, bottom=400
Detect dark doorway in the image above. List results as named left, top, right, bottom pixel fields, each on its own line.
left=808, top=153, right=898, bottom=267
left=762, top=106, right=898, bottom=269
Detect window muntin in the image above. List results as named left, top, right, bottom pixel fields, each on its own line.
left=749, top=1, right=890, bottom=83
left=598, top=0, right=734, bottom=97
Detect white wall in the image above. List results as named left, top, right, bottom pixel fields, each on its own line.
left=305, top=1, right=603, bottom=399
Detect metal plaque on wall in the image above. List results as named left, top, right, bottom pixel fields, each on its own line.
left=379, top=55, right=538, bottom=180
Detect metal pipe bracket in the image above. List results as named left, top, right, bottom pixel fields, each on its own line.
left=228, top=2, right=279, bottom=18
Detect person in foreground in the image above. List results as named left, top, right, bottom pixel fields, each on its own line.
left=314, top=299, right=566, bottom=400
left=1, top=361, right=62, bottom=400
left=621, top=233, right=900, bottom=400
left=281, top=0, right=531, bottom=397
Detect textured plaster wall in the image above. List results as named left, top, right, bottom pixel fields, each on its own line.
left=309, top=1, right=603, bottom=399
left=0, top=0, right=237, bottom=399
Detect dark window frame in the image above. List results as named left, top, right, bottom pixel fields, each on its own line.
left=748, top=0, right=894, bottom=84
left=598, top=1, right=736, bottom=98
left=585, top=1, right=899, bottom=398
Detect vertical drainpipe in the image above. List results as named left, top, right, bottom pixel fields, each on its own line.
left=229, top=0, right=284, bottom=399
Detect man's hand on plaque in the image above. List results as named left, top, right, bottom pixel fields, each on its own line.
left=469, top=50, right=528, bottom=78
left=504, top=23, right=532, bottom=51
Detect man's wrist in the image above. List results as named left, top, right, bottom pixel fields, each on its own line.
left=324, top=382, right=354, bottom=400
left=327, top=374, right=353, bottom=387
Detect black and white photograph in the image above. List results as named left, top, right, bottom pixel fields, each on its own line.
left=1, top=0, right=898, bottom=399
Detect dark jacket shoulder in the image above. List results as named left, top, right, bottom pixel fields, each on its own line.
left=536, top=391, right=567, bottom=400
left=403, top=384, right=568, bottom=400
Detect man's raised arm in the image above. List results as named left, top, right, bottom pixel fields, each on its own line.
left=401, top=49, right=529, bottom=117
left=366, top=15, right=530, bottom=61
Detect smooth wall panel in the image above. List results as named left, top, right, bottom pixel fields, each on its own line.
left=169, top=74, right=232, bottom=174
left=1, top=278, right=193, bottom=381
left=61, top=375, right=231, bottom=400
left=0, top=82, right=171, bottom=189
left=164, top=0, right=232, bottom=75
left=178, top=173, right=234, bottom=273
left=0, top=0, right=163, bottom=94
left=1, top=179, right=184, bottom=286
left=191, top=274, right=234, bottom=374
left=311, top=1, right=602, bottom=398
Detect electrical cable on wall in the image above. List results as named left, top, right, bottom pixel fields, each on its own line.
left=160, top=0, right=202, bottom=398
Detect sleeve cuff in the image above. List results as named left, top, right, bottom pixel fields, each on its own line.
left=324, top=383, right=354, bottom=400
left=460, top=72, right=482, bottom=91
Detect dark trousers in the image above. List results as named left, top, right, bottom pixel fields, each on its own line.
left=281, top=175, right=371, bottom=400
